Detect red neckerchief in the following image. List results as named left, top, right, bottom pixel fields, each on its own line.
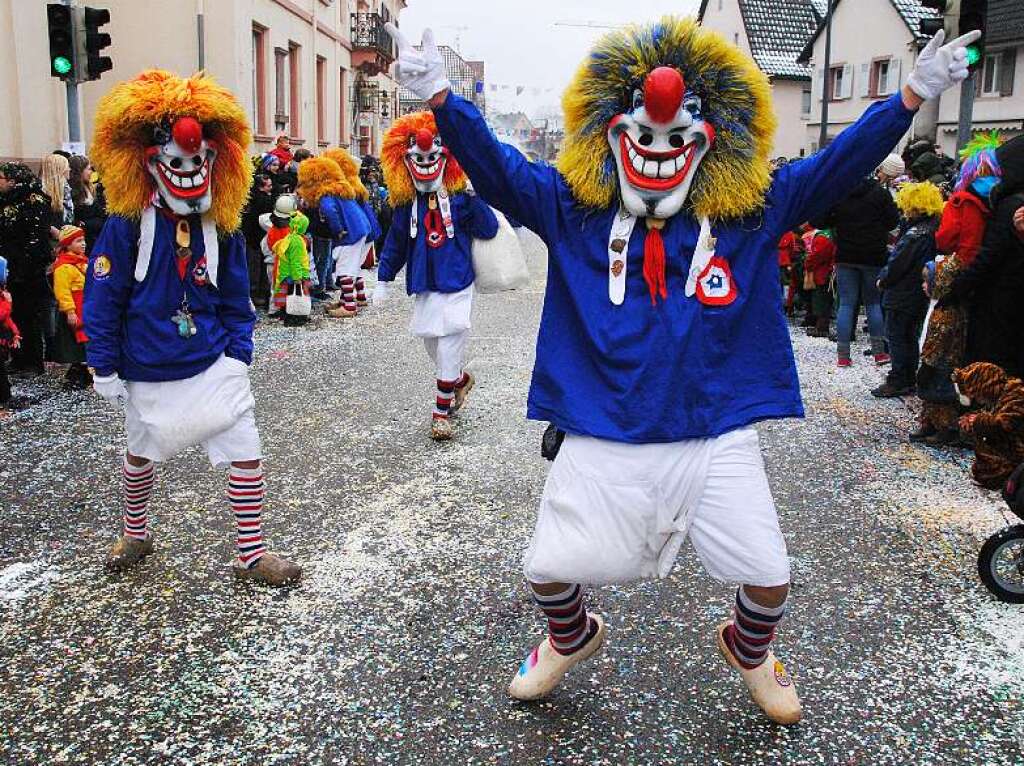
left=53, top=249, right=89, bottom=272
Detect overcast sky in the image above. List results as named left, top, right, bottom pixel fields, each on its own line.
left=399, top=0, right=701, bottom=118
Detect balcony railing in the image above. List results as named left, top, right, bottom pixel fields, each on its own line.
left=351, top=13, right=396, bottom=61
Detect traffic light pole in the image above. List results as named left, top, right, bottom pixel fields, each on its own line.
left=62, top=0, right=82, bottom=145
left=817, top=0, right=836, bottom=150
left=956, top=74, right=976, bottom=154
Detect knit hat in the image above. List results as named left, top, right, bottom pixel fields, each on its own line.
left=879, top=154, right=905, bottom=178
left=58, top=224, right=85, bottom=249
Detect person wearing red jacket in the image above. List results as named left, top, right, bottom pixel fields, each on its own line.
left=935, top=190, right=988, bottom=266
left=803, top=229, right=836, bottom=339
left=0, top=256, right=21, bottom=406
left=777, top=230, right=800, bottom=314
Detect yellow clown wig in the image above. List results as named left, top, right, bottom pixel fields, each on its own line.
left=91, top=69, right=253, bottom=232
left=296, top=156, right=354, bottom=207
left=323, top=148, right=369, bottom=201
left=381, top=111, right=468, bottom=207
left=895, top=182, right=945, bottom=219
left=558, top=16, right=776, bottom=221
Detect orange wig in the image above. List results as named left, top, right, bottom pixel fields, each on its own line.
left=380, top=111, right=467, bottom=207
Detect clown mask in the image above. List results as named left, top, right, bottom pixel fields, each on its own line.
left=145, top=116, right=217, bottom=216
left=607, top=67, right=715, bottom=219
left=404, top=128, right=447, bottom=194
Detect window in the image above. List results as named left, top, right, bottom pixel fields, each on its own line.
left=866, top=57, right=901, bottom=98
left=801, top=83, right=811, bottom=115
left=980, top=49, right=1017, bottom=97
left=252, top=26, right=267, bottom=135
left=274, top=47, right=288, bottom=130
left=339, top=67, right=348, bottom=144
left=828, top=64, right=852, bottom=101
left=288, top=42, right=301, bottom=138
left=316, top=56, right=326, bottom=140
left=733, top=32, right=739, bottom=46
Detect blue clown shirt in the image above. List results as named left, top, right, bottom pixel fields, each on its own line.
left=435, top=92, right=915, bottom=442
left=84, top=214, right=256, bottom=382
left=378, top=191, right=498, bottom=294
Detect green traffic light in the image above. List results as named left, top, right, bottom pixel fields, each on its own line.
left=53, top=56, right=72, bottom=75
left=966, top=45, right=982, bottom=67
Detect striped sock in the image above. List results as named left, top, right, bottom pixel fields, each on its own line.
left=340, top=277, right=356, bottom=311
left=724, top=587, right=786, bottom=669
left=533, top=584, right=595, bottom=656
left=123, top=457, right=155, bottom=541
left=228, top=465, right=267, bottom=569
left=434, top=378, right=456, bottom=420
left=355, top=276, right=367, bottom=304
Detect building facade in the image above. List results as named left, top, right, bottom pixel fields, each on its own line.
left=0, top=0, right=407, bottom=163
left=698, top=0, right=825, bottom=159
left=799, top=0, right=1023, bottom=157
left=398, top=44, right=486, bottom=116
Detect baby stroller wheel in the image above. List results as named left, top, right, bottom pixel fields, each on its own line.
left=978, top=525, right=1024, bottom=603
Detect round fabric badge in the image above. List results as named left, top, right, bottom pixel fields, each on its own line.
left=92, top=255, right=112, bottom=280
left=696, top=255, right=737, bottom=306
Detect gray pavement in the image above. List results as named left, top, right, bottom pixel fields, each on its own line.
left=0, top=230, right=1022, bottom=765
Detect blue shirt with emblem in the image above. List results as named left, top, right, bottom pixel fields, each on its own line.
left=84, top=214, right=256, bottom=382
left=434, top=92, right=915, bottom=442
left=377, top=191, right=499, bottom=294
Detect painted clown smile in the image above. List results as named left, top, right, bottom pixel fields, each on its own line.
left=405, top=156, right=445, bottom=183
left=155, top=156, right=212, bottom=199
left=619, top=132, right=702, bottom=191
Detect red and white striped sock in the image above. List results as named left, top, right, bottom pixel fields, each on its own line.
left=724, top=586, right=786, bottom=669
left=340, top=277, right=357, bottom=311
left=532, top=583, right=596, bottom=655
left=228, top=465, right=267, bottom=569
left=123, top=457, right=155, bottom=541
left=355, top=276, right=367, bottom=304
left=434, top=378, right=457, bottom=420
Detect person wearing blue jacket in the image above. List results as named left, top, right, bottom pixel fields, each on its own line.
left=84, top=69, right=301, bottom=587
left=387, top=19, right=978, bottom=721
left=374, top=110, right=499, bottom=441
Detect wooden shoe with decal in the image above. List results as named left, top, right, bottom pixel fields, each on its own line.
left=449, top=372, right=475, bottom=415
left=716, top=621, right=801, bottom=725
left=508, top=613, right=606, bottom=701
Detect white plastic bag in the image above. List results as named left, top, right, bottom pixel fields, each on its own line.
left=285, top=283, right=312, bottom=317
left=472, top=209, right=529, bottom=294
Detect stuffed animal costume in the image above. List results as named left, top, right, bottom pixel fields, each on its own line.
left=388, top=16, right=979, bottom=721
left=84, top=69, right=300, bottom=585
left=376, top=111, right=499, bottom=441
left=954, top=362, right=1024, bottom=489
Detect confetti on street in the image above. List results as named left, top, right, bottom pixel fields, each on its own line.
left=0, top=231, right=1021, bottom=765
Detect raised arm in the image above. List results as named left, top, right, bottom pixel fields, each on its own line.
left=768, top=30, right=979, bottom=235
left=385, top=24, right=562, bottom=240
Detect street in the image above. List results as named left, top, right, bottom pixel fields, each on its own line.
left=0, top=230, right=1021, bottom=766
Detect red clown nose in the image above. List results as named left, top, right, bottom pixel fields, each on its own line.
left=172, top=116, right=204, bottom=154
left=643, top=67, right=685, bottom=124
left=415, top=128, right=435, bottom=152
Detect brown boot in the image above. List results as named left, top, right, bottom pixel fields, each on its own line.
left=326, top=305, right=356, bottom=319
left=449, top=372, right=475, bottom=415
left=105, top=533, right=155, bottom=571
left=233, top=552, right=302, bottom=586
left=431, top=417, right=453, bottom=441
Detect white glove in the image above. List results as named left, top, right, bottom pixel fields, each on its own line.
left=907, top=29, right=982, bottom=101
left=93, top=373, right=129, bottom=408
left=384, top=23, right=450, bottom=102
left=372, top=282, right=392, bottom=304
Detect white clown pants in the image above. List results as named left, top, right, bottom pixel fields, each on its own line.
left=123, top=354, right=262, bottom=469
left=411, top=285, right=473, bottom=380
left=522, top=428, right=791, bottom=588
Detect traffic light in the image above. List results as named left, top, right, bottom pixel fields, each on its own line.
left=959, top=0, right=987, bottom=72
left=46, top=3, right=75, bottom=80
left=80, top=7, right=113, bottom=81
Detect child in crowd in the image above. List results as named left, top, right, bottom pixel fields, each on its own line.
left=802, top=228, right=836, bottom=340
left=0, top=256, right=21, bottom=407
left=50, top=225, right=92, bottom=389
left=271, top=210, right=311, bottom=326
left=873, top=182, right=944, bottom=397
